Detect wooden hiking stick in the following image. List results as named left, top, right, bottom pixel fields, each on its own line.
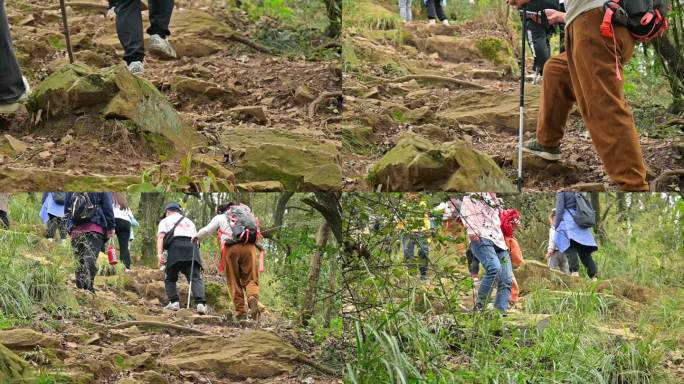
left=59, top=0, right=74, bottom=63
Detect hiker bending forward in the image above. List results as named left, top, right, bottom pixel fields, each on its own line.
left=461, top=193, right=513, bottom=312
left=194, top=203, right=261, bottom=321
left=508, top=0, right=649, bottom=191
left=157, top=203, right=207, bottom=314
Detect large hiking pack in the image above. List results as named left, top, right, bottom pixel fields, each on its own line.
left=225, top=204, right=261, bottom=245
left=572, top=193, right=597, bottom=229
left=601, top=0, right=669, bottom=42
left=52, top=192, right=66, bottom=205
left=70, top=193, right=98, bottom=224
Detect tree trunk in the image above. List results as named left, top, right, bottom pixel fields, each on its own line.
left=139, top=193, right=166, bottom=268
left=324, top=249, right=338, bottom=327
left=590, top=192, right=606, bottom=243
left=300, top=221, right=331, bottom=326
left=264, top=192, right=293, bottom=239
left=652, top=36, right=684, bottom=113
left=616, top=192, right=626, bottom=222
left=302, top=192, right=343, bottom=244
left=323, top=0, right=341, bottom=38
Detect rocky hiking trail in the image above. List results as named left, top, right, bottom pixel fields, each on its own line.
left=0, top=259, right=341, bottom=383
left=1, top=0, right=343, bottom=191
left=342, top=5, right=684, bottom=191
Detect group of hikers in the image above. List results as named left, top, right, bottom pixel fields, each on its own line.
left=398, top=0, right=454, bottom=26
left=399, top=192, right=599, bottom=313
left=1, top=193, right=263, bottom=321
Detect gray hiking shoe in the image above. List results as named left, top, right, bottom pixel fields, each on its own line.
left=0, top=76, right=30, bottom=114
left=148, top=34, right=177, bottom=60
left=522, top=139, right=561, bottom=161
left=127, top=61, right=144, bottom=76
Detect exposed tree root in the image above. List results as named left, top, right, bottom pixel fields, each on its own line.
left=107, top=321, right=209, bottom=336
left=308, top=91, right=342, bottom=118
left=228, top=34, right=274, bottom=54
left=650, top=169, right=684, bottom=192
left=294, top=355, right=339, bottom=377
left=366, top=74, right=485, bottom=90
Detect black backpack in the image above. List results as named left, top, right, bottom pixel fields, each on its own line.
left=70, top=193, right=98, bottom=224
left=572, top=193, right=596, bottom=229
left=601, top=0, right=669, bottom=42
left=52, top=192, right=66, bottom=205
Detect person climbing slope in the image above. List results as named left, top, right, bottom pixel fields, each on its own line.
left=112, top=193, right=134, bottom=272
left=0, top=0, right=29, bottom=114
left=157, top=202, right=207, bottom=314
left=0, top=193, right=9, bottom=229
left=554, top=192, right=598, bottom=279
left=193, top=202, right=262, bottom=321
left=40, top=193, right=68, bottom=242
left=460, top=193, right=512, bottom=312
left=115, top=0, right=178, bottom=75
left=397, top=195, right=431, bottom=280
left=425, top=0, right=449, bottom=26
left=546, top=208, right=569, bottom=274
left=64, top=193, right=116, bottom=293
left=398, top=0, right=413, bottom=24
left=507, top=0, right=650, bottom=191
left=499, top=208, right=524, bottom=305
left=523, top=0, right=563, bottom=83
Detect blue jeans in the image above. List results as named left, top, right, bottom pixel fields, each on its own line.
left=470, top=238, right=512, bottom=311
left=403, top=233, right=429, bottom=278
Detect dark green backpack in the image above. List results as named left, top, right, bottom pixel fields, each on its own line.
left=572, top=193, right=596, bottom=229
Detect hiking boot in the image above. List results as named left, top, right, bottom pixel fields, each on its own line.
left=0, top=76, right=30, bottom=114
left=127, top=61, right=144, bottom=76
left=522, top=139, right=561, bottom=161
left=442, top=19, right=450, bottom=26
left=164, top=301, right=180, bottom=311
left=148, top=34, right=177, bottom=60
left=247, top=297, right=260, bottom=321
left=427, top=19, right=436, bottom=26
left=196, top=303, right=208, bottom=315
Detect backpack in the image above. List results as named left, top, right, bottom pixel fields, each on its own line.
left=572, top=193, right=596, bottom=229
left=225, top=204, right=260, bottom=245
left=52, top=192, right=66, bottom=205
left=70, top=193, right=98, bottom=224
left=601, top=0, right=669, bottom=43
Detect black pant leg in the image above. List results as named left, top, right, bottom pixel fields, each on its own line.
left=74, top=232, right=102, bottom=291
left=164, top=262, right=182, bottom=303
left=526, top=19, right=551, bottom=74
left=426, top=0, right=437, bottom=20
left=116, top=0, right=145, bottom=64
left=46, top=214, right=57, bottom=238
left=115, top=219, right=132, bottom=269
left=435, top=0, right=447, bottom=21
left=577, top=244, right=598, bottom=278
left=147, top=0, right=174, bottom=38
left=0, top=210, right=8, bottom=229
left=565, top=244, right=580, bottom=273
left=0, top=0, right=24, bottom=103
left=181, top=260, right=205, bottom=305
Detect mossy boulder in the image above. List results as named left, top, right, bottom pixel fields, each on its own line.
left=475, top=37, right=516, bottom=67
left=204, top=282, right=232, bottom=313
left=414, top=35, right=516, bottom=69
left=160, top=331, right=299, bottom=378
left=222, top=128, right=343, bottom=191
left=28, top=63, right=202, bottom=153
left=437, top=87, right=540, bottom=132
left=169, top=10, right=236, bottom=58
left=368, top=134, right=515, bottom=191
left=0, top=167, right=138, bottom=191
left=0, top=329, right=60, bottom=351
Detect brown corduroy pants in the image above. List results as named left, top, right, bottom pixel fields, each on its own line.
left=222, top=243, right=259, bottom=315
left=537, top=8, right=648, bottom=191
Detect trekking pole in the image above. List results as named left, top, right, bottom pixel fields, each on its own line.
left=58, top=0, right=75, bottom=63
left=187, top=244, right=196, bottom=309
left=517, top=4, right=527, bottom=193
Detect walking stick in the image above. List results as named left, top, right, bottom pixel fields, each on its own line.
left=59, top=0, right=75, bottom=63
left=517, top=4, right=527, bottom=193
left=187, top=244, right=196, bottom=309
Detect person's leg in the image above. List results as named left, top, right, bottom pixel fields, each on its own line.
left=565, top=245, right=580, bottom=275
left=147, top=0, right=174, bottom=38
left=87, top=233, right=103, bottom=290
left=566, top=9, right=648, bottom=191
left=559, top=252, right=570, bottom=275
left=164, top=262, right=181, bottom=303
left=181, top=256, right=205, bottom=305
left=416, top=234, right=429, bottom=279
left=426, top=0, right=437, bottom=20
left=402, top=234, right=416, bottom=274
left=115, top=0, right=145, bottom=64
left=0, top=0, right=25, bottom=104
left=535, top=52, right=575, bottom=148
left=575, top=242, right=598, bottom=278
left=494, top=249, right=513, bottom=311
left=548, top=251, right=560, bottom=270
left=0, top=210, right=7, bottom=229
left=470, top=239, right=501, bottom=308
left=238, top=245, right=259, bottom=303
left=115, top=219, right=132, bottom=269
left=74, top=232, right=101, bottom=292
left=58, top=218, right=68, bottom=240
left=225, top=245, right=246, bottom=315
left=73, top=235, right=88, bottom=290
left=46, top=214, right=57, bottom=239
left=435, top=0, right=447, bottom=21
left=528, top=21, right=550, bottom=75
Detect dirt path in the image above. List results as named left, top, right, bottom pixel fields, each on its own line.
left=0, top=265, right=339, bottom=383
left=341, top=13, right=683, bottom=191
left=1, top=0, right=341, bottom=191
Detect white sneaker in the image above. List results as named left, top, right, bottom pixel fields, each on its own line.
left=571, top=272, right=580, bottom=277
left=164, top=301, right=180, bottom=311
left=127, top=61, right=144, bottom=76
left=196, top=303, right=207, bottom=315
left=148, top=34, right=178, bottom=60
left=0, top=76, right=30, bottom=114
left=442, top=19, right=450, bottom=26
left=427, top=19, right=436, bottom=26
